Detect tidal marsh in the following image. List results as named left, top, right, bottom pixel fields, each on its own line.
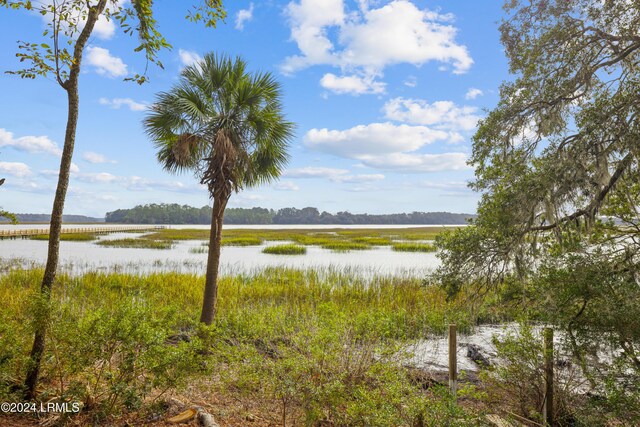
left=30, top=232, right=98, bottom=241
left=262, top=244, right=307, bottom=255
left=97, top=238, right=173, bottom=249
left=0, top=266, right=483, bottom=425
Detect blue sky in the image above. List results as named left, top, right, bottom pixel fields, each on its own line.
left=0, top=0, right=509, bottom=217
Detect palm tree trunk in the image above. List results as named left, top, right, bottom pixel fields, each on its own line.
left=23, top=1, right=107, bottom=399
left=200, top=195, right=229, bottom=325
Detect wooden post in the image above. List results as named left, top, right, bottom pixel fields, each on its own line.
left=543, top=328, right=554, bottom=426
left=449, top=323, right=457, bottom=398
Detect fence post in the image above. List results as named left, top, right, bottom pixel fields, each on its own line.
left=449, top=323, right=457, bottom=399
left=543, top=327, right=554, bottom=426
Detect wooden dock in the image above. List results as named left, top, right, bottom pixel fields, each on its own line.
left=0, top=225, right=167, bottom=240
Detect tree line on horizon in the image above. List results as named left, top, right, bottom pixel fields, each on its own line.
left=104, top=203, right=474, bottom=225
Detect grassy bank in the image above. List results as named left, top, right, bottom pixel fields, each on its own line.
left=30, top=232, right=98, bottom=241
left=0, top=266, right=483, bottom=426
left=97, top=238, right=173, bottom=249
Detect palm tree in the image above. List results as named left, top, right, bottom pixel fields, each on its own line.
left=144, top=53, right=294, bottom=324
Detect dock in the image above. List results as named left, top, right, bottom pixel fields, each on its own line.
left=0, top=225, right=167, bottom=240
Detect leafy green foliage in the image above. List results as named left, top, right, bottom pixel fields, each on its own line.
left=1, top=0, right=225, bottom=84
left=436, top=1, right=640, bottom=423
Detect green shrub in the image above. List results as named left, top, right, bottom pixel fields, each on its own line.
left=392, top=242, right=436, bottom=252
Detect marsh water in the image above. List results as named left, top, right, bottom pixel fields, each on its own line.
left=0, top=224, right=446, bottom=276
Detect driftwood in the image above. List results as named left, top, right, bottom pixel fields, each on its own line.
left=167, top=398, right=219, bottom=426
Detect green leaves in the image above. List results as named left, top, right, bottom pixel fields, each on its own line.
left=144, top=53, right=295, bottom=196
left=3, top=1, right=225, bottom=85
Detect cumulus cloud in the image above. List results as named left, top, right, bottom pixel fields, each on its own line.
left=303, top=120, right=471, bottom=174
left=0, top=128, right=62, bottom=156
left=383, top=98, right=480, bottom=132
left=178, top=49, right=203, bottom=67
left=305, top=122, right=452, bottom=157
left=465, top=88, right=483, bottom=100
left=282, top=0, right=472, bottom=87
left=86, top=47, right=127, bottom=78
left=99, top=97, right=147, bottom=112
left=82, top=151, right=117, bottom=164
left=320, top=73, right=385, bottom=95
left=0, top=161, right=31, bottom=177
left=235, top=3, right=254, bottom=30
left=359, top=152, right=469, bottom=172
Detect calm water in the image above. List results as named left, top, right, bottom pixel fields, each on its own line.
left=0, top=224, right=444, bottom=276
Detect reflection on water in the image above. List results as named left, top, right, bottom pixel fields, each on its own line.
left=0, top=231, right=440, bottom=277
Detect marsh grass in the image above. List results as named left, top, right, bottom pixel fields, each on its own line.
left=97, top=238, right=173, bottom=250
left=392, top=242, right=437, bottom=252
left=321, top=241, right=370, bottom=252
left=0, top=266, right=482, bottom=425
left=31, top=232, right=97, bottom=241
left=262, top=244, right=306, bottom=255
left=221, top=236, right=263, bottom=246
left=189, top=246, right=208, bottom=254
left=142, top=226, right=451, bottom=244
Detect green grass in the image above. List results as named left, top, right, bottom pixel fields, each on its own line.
left=221, top=236, right=263, bottom=246
left=321, top=241, right=370, bottom=252
left=0, top=266, right=492, bottom=425
left=142, top=226, right=452, bottom=245
left=97, top=238, right=173, bottom=249
left=392, top=242, right=437, bottom=252
left=352, top=236, right=392, bottom=245
left=262, top=244, right=307, bottom=255
left=30, top=232, right=97, bottom=241
left=189, top=246, right=208, bottom=254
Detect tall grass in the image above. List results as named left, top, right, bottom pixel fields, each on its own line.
left=31, top=232, right=97, bottom=241
left=262, top=244, right=306, bottom=255
left=97, top=238, right=173, bottom=249
left=0, top=266, right=484, bottom=425
left=392, top=242, right=437, bottom=252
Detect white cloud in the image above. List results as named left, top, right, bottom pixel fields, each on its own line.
left=383, top=98, right=480, bottom=132
left=179, top=49, right=203, bottom=67
left=465, top=88, right=483, bottom=100
left=320, top=73, right=385, bottom=95
left=403, top=76, right=417, bottom=87
left=305, top=122, right=451, bottom=157
left=0, top=128, right=62, bottom=156
left=75, top=172, right=119, bottom=183
left=331, top=173, right=385, bottom=183
left=93, top=15, right=117, bottom=39
left=283, top=167, right=349, bottom=178
left=283, top=0, right=472, bottom=80
left=0, top=161, right=31, bottom=177
left=359, top=152, right=470, bottom=172
left=273, top=180, right=300, bottom=191
left=235, top=3, right=255, bottom=30
left=86, top=47, right=127, bottom=78
left=82, top=151, right=117, bottom=164
left=99, top=97, right=147, bottom=112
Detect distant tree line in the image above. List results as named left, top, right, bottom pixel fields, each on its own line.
left=105, top=204, right=474, bottom=225
left=0, top=214, right=103, bottom=223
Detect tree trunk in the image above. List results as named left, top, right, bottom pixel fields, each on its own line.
left=23, top=1, right=107, bottom=399
left=200, top=195, right=229, bottom=325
